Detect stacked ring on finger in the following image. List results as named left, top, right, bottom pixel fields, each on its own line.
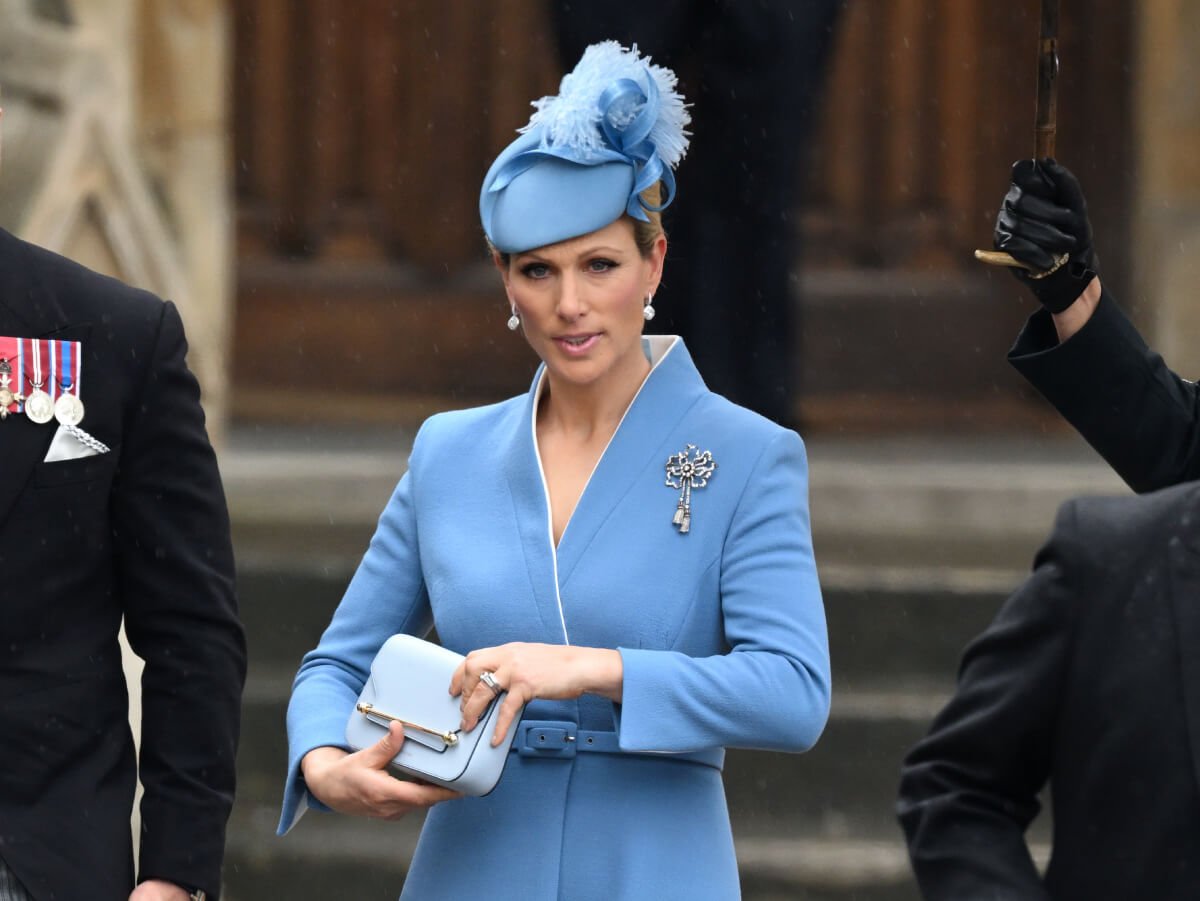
left=479, top=671, right=503, bottom=697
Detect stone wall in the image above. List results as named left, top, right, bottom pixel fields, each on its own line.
left=1135, top=0, right=1200, bottom=373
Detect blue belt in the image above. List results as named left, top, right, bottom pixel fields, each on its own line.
left=512, top=719, right=723, bottom=771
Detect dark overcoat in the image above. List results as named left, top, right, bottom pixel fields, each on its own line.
left=1009, top=289, right=1200, bottom=492
left=898, top=483, right=1200, bottom=900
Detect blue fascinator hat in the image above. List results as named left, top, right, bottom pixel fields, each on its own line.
left=480, top=41, right=691, bottom=254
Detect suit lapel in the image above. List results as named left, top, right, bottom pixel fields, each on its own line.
left=555, top=338, right=707, bottom=587
left=1171, top=490, right=1200, bottom=798
left=0, top=229, right=78, bottom=531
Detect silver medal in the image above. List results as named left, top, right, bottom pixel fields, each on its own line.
left=0, top=363, right=16, bottom=420
left=25, top=388, right=54, bottom=424
left=54, top=392, right=85, bottom=427
left=0, top=381, right=14, bottom=419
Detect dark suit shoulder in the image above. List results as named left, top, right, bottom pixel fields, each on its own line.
left=20, top=234, right=168, bottom=332
left=1054, top=481, right=1200, bottom=576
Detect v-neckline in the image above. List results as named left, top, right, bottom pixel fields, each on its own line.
left=505, top=335, right=707, bottom=647
left=531, top=337, right=677, bottom=551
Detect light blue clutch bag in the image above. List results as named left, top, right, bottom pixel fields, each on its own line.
left=346, top=634, right=521, bottom=796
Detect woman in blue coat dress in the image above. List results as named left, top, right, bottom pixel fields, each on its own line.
left=279, top=42, right=831, bottom=899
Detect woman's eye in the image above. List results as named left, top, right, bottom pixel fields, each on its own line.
left=588, top=258, right=618, bottom=273
left=521, top=263, right=550, bottom=279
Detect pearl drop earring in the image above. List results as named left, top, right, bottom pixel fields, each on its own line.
left=507, top=307, right=520, bottom=331
left=643, top=293, right=656, bottom=321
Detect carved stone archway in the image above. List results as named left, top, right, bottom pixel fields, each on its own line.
left=0, top=0, right=231, bottom=435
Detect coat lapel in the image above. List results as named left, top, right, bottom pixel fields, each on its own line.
left=0, top=229, right=78, bottom=531
left=554, top=338, right=707, bottom=587
left=502, top=339, right=709, bottom=645
left=1171, top=490, right=1200, bottom=799
left=503, top=385, right=572, bottom=645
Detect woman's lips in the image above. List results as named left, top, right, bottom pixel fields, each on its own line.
left=554, top=333, right=601, bottom=355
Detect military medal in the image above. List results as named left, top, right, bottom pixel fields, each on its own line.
left=0, top=340, right=20, bottom=419
left=0, top=358, right=21, bottom=420
left=664, top=444, right=717, bottom=534
left=5, top=336, right=104, bottom=450
left=54, top=390, right=85, bottom=427
left=52, top=338, right=85, bottom=427
left=24, top=339, right=55, bottom=424
left=24, top=388, right=54, bottom=424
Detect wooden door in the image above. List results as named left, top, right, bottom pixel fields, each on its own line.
left=231, top=0, right=1134, bottom=429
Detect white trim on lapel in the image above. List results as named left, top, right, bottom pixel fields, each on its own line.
left=530, top=369, right=570, bottom=645
left=529, top=336, right=681, bottom=645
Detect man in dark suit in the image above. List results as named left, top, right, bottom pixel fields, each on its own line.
left=896, top=485, right=1200, bottom=899
left=0, top=108, right=245, bottom=900
left=896, top=163, right=1200, bottom=897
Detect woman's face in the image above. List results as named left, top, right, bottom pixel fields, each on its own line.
left=498, top=218, right=666, bottom=392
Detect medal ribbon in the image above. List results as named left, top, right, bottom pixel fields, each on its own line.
left=22, top=338, right=82, bottom=403
left=0, top=340, right=84, bottom=422
left=16, top=339, right=24, bottom=412
left=0, top=336, right=19, bottom=414
left=0, top=337, right=84, bottom=418
left=29, top=337, right=47, bottom=397
left=57, top=338, right=80, bottom=394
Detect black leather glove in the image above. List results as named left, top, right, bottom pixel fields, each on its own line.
left=994, top=159, right=1098, bottom=314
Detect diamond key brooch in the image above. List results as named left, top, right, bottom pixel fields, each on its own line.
left=665, top=444, right=717, bottom=534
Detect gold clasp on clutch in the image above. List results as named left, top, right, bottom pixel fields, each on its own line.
left=356, top=702, right=460, bottom=747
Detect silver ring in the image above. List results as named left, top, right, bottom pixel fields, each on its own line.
left=479, top=671, right=503, bottom=697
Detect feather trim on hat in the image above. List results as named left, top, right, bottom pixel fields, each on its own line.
left=520, top=40, right=691, bottom=168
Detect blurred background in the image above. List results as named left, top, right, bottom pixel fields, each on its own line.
left=1, top=0, right=1198, bottom=898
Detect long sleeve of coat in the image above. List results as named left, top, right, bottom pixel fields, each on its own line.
left=616, top=430, right=830, bottom=754
left=114, top=302, right=247, bottom=897
left=1009, top=289, right=1200, bottom=492
left=896, top=502, right=1085, bottom=900
left=279, top=437, right=433, bottom=833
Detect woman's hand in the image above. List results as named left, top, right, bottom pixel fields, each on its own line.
left=449, top=643, right=623, bottom=745
left=300, top=723, right=461, bottom=819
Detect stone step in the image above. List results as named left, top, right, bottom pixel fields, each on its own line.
left=219, top=430, right=1128, bottom=577
left=225, top=800, right=924, bottom=901
left=237, top=561, right=350, bottom=674
left=232, top=562, right=1023, bottom=837
left=225, top=804, right=420, bottom=901
left=724, top=693, right=942, bottom=840
left=227, top=794, right=1050, bottom=901
left=227, top=800, right=1049, bottom=901
left=236, top=558, right=1015, bottom=685
left=821, top=564, right=1013, bottom=686
left=737, top=838, right=918, bottom=901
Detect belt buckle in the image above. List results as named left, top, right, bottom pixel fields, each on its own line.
left=517, top=721, right=577, bottom=758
